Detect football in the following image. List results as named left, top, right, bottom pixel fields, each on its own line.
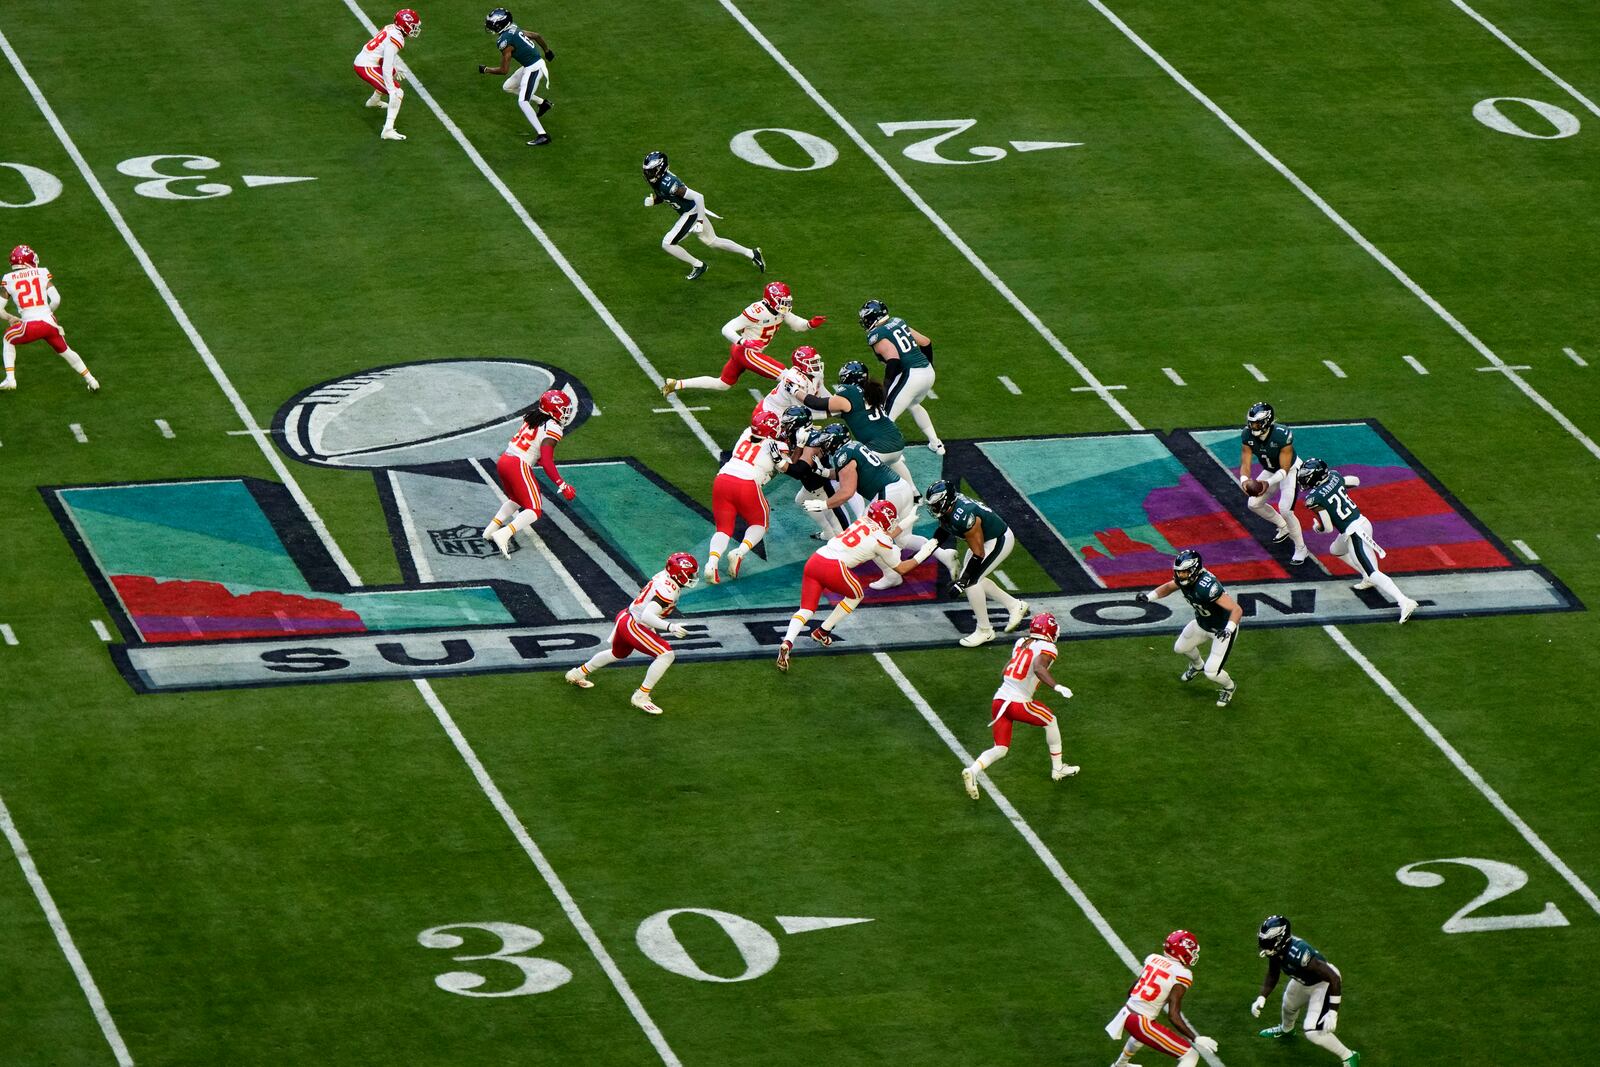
left=1244, top=478, right=1267, bottom=496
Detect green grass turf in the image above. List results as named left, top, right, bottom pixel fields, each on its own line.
left=0, top=0, right=1597, bottom=1063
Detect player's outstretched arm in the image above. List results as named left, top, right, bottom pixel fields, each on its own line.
left=538, top=440, right=576, bottom=500
left=1136, top=579, right=1178, bottom=603
left=1031, top=649, right=1070, bottom=698
left=479, top=44, right=514, bottom=75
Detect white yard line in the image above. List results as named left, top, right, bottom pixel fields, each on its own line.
left=1243, top=362, right=1267, bottom=383
left=1325, top=626, right=1600, bottom=917
left=0, top=624, right=16, bottom=646
left=0, top=794, right=133, bottom=1066
left=91, top=620, right=111, bottom=643
left=1162, top=366, right=1186, bottom=386
left=1565, top=347, right=1587, bottom=368
left=1403, top=354, right=1429, bottom=375
left=1511, top=538, right=1539, bottom=562
left=1322, top=359, right=1346, bottom=379
left=997, top=374, right=1022, bottom=395
left=468, top=459, right=604, bottom=618
left=1448, top=0, right=1600, bottom=119
left=1078, top=0, right=1600, bottom=464
left=154, top=419, right=174, bottom=439
left=69, top=423, right=87, bottom=444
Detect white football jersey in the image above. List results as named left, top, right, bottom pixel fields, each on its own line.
left=993, top=636, right=1057, bottom=703
left=719, top=428, right=779, bottom=484
left=354, top=24, right=405, bottom=69
left=628, top=570, right=681, bottom=623
left=2, top=267, right=57, bottom=326
left=761, top=366, right=828, bottom=416
left=1125, top=952, right=1193, bottom=1020
left=817, top=517, right=898, bottom=569
left=503, top=417, right=562, bottom=461
left=723, top=300, right=811, bottom=347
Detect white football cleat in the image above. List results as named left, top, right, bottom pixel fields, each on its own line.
left=1004, top=599, right=1029, bottom=633
left=727, top=546, right=747, bottom=579
left=1052, top=763, right=1080, bottom=781
left=660, top=377, right=682, bottom=397
left=1351, top=576, right=1374, bottom=590
left=381, top=128, right=407, bottom=141
left=961, top=767, right=979, bottom=800
left=365, top=92, right=386, bottom=108
left=926, top=439, right=945, bottom=456
left=481, top=523, right=499, bottom=541
left=490, top=525, right=516, bottom=558
left=706, top=566, right=721, bottom=585
left=1398, top=598, right=1419, bottom=625
left=0, top=378, right=15, bottom=391
left=630, top=690, right=663, bottom=715
left=564, top=667, right=593, bottom=689
left=869, top=569, right=904, bottom=591
left=959, top=627, right=996, bottom=648
left=82, top=373, right=100, bottom=391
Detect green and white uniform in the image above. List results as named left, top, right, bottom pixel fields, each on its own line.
left=646, top=169, right=756, bottom=268
left=823, top=441, right=926, bottom=554
left=866, top=314, right=940, bottom=445
left=495, top=24, right=549, bottom=134
left=1173, top=569, right=1236, bottom=688
left=1273, top=937, right=1345, bottom=1039
left=941, top=494, right=1024, bottom=638
left=1305, top=469, right=1413, bottom=612
left=1241, top=423, right=1307, bottom=558
left=834, top=382, right=910, bottom=482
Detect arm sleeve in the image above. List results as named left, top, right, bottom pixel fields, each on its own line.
left=538, top=439, right=562, bottom=484
left=381, top=44, right=398, bottom=91
left=1262, top=467, right=1287, bottom=488
left=784, top=311, right=810, bottom=332
left=721, top=314, right=746, bottom=344
left=634, top=599, right=669, bottom=631
left=46, top=286, right=61, bottom=311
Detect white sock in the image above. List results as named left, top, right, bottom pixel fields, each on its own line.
left=934, top=547, right=958, bottom=575
left=819, top=597, right=858, bottom=632
left=383, top=86, right=403, bottom=132
left=1184, top=649, right=1204, bottom=669
left=981, top=577, right=1021, bottom=611
left=1112, top=1037, right=1139, bottom=1065
left=699, top=234, right=752, bottom=258
left=1284, top=507, right=1307, bottom=552
left=964, top=583, right=992, bottom=630
left=1304, top=1029, right=1353, bottom=1059
left=1209, top=667, right=1234, bottom=690
left=579, top=650, right=618, bottom=676
left=2, top=341, right=14, bottom=377
left=59, top=347, right=87, bottom=374
left=678, top=375, right=730, bottom=391
left=972, top=744, right=1008, bottom=771
left=1254, top=501, right=1289, bottom=532
left=909, top=403, right=941, bottom=446
left=1044, top=720, right=1063, bottom=768
left=782, top=610, right=812, bottom=645
left=1369, top=569, right=1409, bottom=605
left=663, top=241, right=701, bottom=268
left=1177, top=1049, right=1199, bottom=1067
left=889, top=457, right=914, bottom=485
left=517, top=96, right=546, bottom=135
left=639, top=649, right=675, bottom=693
left=708, top=531, right=731, bottom=566
left=739, top=525, right=767, bottom=553
left=486, top=500, right=517, bottom=532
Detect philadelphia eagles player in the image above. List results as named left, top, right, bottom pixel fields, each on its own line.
left=806, top=425, right=937, bottom=589
left=803, top=361, right=913, bottom=485
left=641, top=151, right=764, bottom=281
left=860, top=299, right=943, bottom=455
left=925, top=480, right=1029, bottom=647
left=477, top=8, right=553, bottom=146
left=1239, top=402, right=1309, bottom=564
left=1136, top=549, right=1241, bottom=707
left=1253, top=916, right=1360, bottom=1066
left=777, top=406, right=845, bottom=540
left=1298, top=458, right=1418, bottom=623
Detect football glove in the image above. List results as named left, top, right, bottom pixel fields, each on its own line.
left=558, top=481, right=577, bottom=501
left=1250, top=996, right=1266, bottom=1018
left=667, top=623, right=689, bottom=639
left=950, top=580, right=967, bottom=596
left=643, top=195, right=655, bottom=207
left=802, top=499, right=828, bottom=513
left=1323, top=1010, right=1338, bottom=1032
left=1223, top=622, right=1238, bottom=639
left=1053, top=684, right=1072, bottom=700
left=1134, top=591, right=1149, bottom=604
left=477, top=64, right=488, bottom=73
left=807, top=315, right=827, bottom=328
left=544, top=48, right=555, bottom=62
left=1195, top=1036, right=1218, bottom=1054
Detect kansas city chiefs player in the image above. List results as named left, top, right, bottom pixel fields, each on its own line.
left=707, top=409, right=782, bottom=584
left=1, top=245, right=99, bottom=392
left=961, top=613, right=1077, bottom=799
left=354, top=9, right=422, bottom=141
left=775, top=500, right=933, bottom=672
left=1106, top=931, right=1219, bottom=1067
left=758, top=345, right=827, bottom=423
left=565, top=552, right=698, bottom=715
left=661, top=282, right=825, bottom=396
left=484, top=389, right=578, bottom=557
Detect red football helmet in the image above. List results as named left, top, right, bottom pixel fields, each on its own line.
left=762, top=281, right=793, bottom=313
left=537, top=389, right=575, bottom=426
left=1028, top=612, right=1059, bottom=641
left=394, top=8, right=423, bottom=37
left=666, top=551, right=699, bottom=588
left=750, top=409, right=780, bottom=440
left=866, top=499, right=898, bottom=531
left=790, top=345, right=821, bottom=376
left=9, top=245, right=38, bottom=269
left=1164, top=930, right=1200, bottom=966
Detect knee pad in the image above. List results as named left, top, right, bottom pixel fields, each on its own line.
left=656, top=649, right=676, bottom=666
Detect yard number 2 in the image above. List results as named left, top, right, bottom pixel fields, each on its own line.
left=1395, top=857, right=1569, bottom=934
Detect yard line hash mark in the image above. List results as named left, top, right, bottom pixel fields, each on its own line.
left=1511, top=539, right=1539, bottom=562
left=1565, top=347, right=1587, bottom=368
left=1071, top=384, right=1126, bottom=392
left=1323, top=360, right=1346, bottom=379
left=1449, top=0, right=1600, bottom=120
left=998, top=375, right=1021, bottom=395
left=1079, top=0, right=1600, bottom=464
left=1162, top=367, right=1186, bottom=386
left=1404, top=355, right=1429, bottom=375
left=654, top=405, right=710, bottom=414
left=69, top=423, right=87, bottom=443
left=154, top=418, right=175, bottom=438
left=1479, top=364, right=1532, bottom=373
left=748, top=387, right=764, bottom=403
left=1243, top=362, right=1267, bottom=383
left=0, top=624, right=16, bottom=646
left=91, top=620, right=111, bottom=642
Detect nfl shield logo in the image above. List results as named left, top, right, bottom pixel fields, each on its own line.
left=430, top=524, right=515, bottom=557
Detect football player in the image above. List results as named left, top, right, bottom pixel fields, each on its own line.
left=641, top=151, right=764, bottom=281
left=775, top=500, right=934, bottom=671
left=662, top=282, right=824, bottom=395
left=777, top=404, right=846, bottom=540
left=801, top=360, right=913, bottom=485
left=806, top=425, right=938, bottom=589
left=860, top=298, right=943, bottom=455
left=354, top=9, right=421, bottom=141
left=1238, top=402, right=1309, bottom=564
left=925, top=480, right=1028, bottom=647
left=757, top=346, right=827, bottom=421
left=1252, top=916, right=1360, bottom=1066
left=1136, top=549, right=1241, bottom=707
left=484, top=389, right=578, bottom=557
left=1298, top=458, right=1417, bottom=623
left=565, top=552, right=698, bottom=715
left=1, top=245, right=99, bottom=392
left=477, top=8, right=554, bottom=147
left=1106, top=931, right=1219, bottom=1067
left=707, top=409, right=782, bottom=584
left=961, top=612, right=1077, bottom=798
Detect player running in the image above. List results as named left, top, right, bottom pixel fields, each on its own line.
left=707, top=409, right=782, bottom=584
left=1136, top=549, right=1242, bottom=707
left=960, top=612, right=1077, bottom=798
left=565, top=552, right=698, bottom=715
left=1298, top=457, right=1418, bottom=623
left=925, top=480, right=1028, bottom=647
left=477, top=8, right=554, bottom=147
left=802, top=360, right=912, bottom=484
left=1, top=246, right=99, bottom=392
left=641, top=151, right=764, bottom=281
left=1106, top=931, right=1219, bottom=1067
left=775, top=501, right=933, bottom=672
left=1239, top=402, right=1309, bottom=564
left=662, top=283, right=825, bottom=396
left=860, top=298, right=943, bottom=455
left=1253, top=916, right=1360, bottom=1066
left=483, top=389, right=578, bottom=557
left=355, top=9, right=421, bottom=141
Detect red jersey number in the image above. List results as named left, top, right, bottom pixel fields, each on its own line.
left=1129, top=962, right=1171, bottom=1002
left=733, top=438, right=763, bottom=463
left=839, top=520, right=870, bottom=548
left=1003, top=646, right=1034, bottom=681
left=363, top=30, right=388, bottom=52
left=12, top=276, right=46, bottom=310
left=511, top=422, right=537, bottom=451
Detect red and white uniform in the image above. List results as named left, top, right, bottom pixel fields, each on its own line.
left=798, top=516, right=898, bottom=611
left=759, top=365, right=828, bottom=418
left=712, top=428, right=778, bottom=534
left=713, top=299, right=820, bottom=385
left=2, top=265, right=67, bottom=354
left=1109, top=953, right=1195, bottom=1058
left=354, top=23, right=406, bottom=95
left=987, top=636, right=1060, bottom=745
left=608, top=570, right=683, bottom=660
left=496, top=417, right=564, bottom=514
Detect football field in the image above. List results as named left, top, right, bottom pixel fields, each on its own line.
left=2, top=1, right=1599, bottom=1063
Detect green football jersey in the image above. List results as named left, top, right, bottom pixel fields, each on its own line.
left=1305, top=472, right=1361, bottom=533
left=1279, top=937, right=1328, bottom=984
left=1242, top=423, right=1295, bottom=471
left=835, top=383, right=904, bottom=453
left=1179, top=570, right=1229, bottom=634
left=648, top=171, right=696, bottom=215
left=946, top=496, right=1008, bottom=543
left=866, top=315, right=930, bottom=369
left=496, top=25, right=542, bottom=67
left=834, top=440, right=898, bottom=500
